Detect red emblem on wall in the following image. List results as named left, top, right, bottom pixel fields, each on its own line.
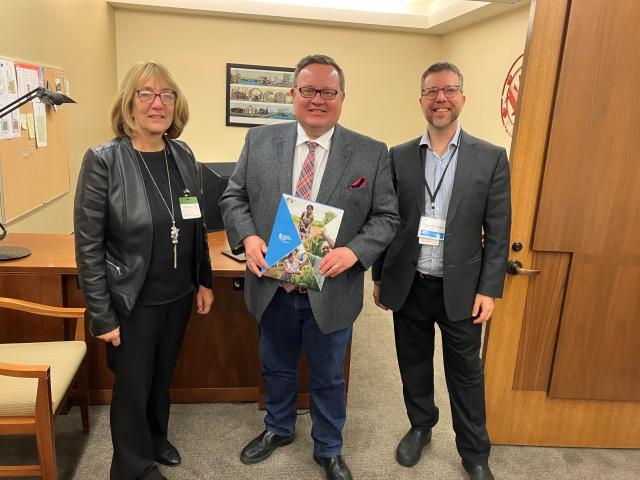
left=500, top=53, right=524, bottom=137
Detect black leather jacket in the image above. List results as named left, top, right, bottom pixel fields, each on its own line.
left=74, top=136, right=212, bottom=336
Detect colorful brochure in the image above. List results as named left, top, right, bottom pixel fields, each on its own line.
left=262, top=194, right=344, bottom=290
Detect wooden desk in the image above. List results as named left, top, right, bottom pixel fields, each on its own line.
left=0, top=232, right=350, bottom=407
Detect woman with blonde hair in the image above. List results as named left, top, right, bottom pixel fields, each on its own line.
left=74, top=61, right=213, bottom=480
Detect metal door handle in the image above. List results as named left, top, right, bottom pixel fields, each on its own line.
left=507, top=259, right=541, bottom=276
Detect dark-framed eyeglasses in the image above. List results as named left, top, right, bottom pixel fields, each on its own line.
left=421, top=85, right=462, bottom=100
left=136, top=89, right=177, bottom=106
left=296, top=87, right=340, bottom=100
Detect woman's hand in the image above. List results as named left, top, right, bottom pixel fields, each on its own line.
left=97, top=327, right=121, bottom=347
left=196, top=285, right=214, bottom=314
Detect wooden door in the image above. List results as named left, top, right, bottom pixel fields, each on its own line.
left=484, top=0, right=640, bottom=447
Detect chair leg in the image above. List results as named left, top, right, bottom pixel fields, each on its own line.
left=80, top=402, right=89, bottom=434
left=35, top=429, right=57, bottom=480
left=35, top=377, right=57, bottom=480
left=79, top=358, right=90, bottom=434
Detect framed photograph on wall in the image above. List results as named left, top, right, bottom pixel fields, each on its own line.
left=226, top=63, right=296, bottom=127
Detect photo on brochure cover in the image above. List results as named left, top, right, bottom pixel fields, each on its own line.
left=262, top=194, right=344, bottom=290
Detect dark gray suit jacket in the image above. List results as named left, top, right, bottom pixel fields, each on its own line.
left=220, top=122, right=399, bottom=334
left=372, top=130, right=511, bottom=321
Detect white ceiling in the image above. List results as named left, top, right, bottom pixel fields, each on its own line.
left=109, top=0, right=531, bottom=34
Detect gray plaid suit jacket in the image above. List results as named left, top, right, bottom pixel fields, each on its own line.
left=220, top=122, right=399, bottom=334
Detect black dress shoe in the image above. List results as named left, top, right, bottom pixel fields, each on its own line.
left=240, top=429, right=295, bottom=464
left=462, top=461, right=494, bottom=480
left=395, top=427, right=432, bottom=467
left=146, top=466, right=167, bottom=480
left=154, top=441, right=181, bottom=467
left=313, top=454, right=352, bottom=480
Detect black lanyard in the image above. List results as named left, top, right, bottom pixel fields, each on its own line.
left=421, top=138, right=460, bottom=213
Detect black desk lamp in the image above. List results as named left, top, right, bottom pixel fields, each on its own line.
left=0, top=87, right=75, bottom=118
left=0, top=87, right=76, bottom=261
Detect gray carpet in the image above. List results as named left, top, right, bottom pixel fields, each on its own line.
left=2, top=282, right=639, bottom=479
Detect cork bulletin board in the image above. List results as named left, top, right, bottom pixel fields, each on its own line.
left=0, top=59, right=70, bottom=223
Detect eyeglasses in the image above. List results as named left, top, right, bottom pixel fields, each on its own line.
left=296, top=87, right=340, bottom=100
left=136, top=90, right=177, bottom=106
left=421, top=85, right=462, bottom=100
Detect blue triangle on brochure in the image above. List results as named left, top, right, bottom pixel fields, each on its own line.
left=263, top=195, right=301, bottom=269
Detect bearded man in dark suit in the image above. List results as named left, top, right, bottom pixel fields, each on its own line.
left=372, top=62, right=511, bottom=480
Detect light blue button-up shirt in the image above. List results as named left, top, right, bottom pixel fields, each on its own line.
left=416, top=125, right=462, bottom=277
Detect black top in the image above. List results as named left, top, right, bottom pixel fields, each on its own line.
left=135, top=149, right=196, bottom=305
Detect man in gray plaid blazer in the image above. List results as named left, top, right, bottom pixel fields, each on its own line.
left=220, top=54, right=398, bottom=480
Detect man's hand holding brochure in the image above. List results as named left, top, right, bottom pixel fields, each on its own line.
left=258, top=194, right=345, bottom=290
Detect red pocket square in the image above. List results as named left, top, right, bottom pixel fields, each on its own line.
left=349, top=176, right=367, bottom=189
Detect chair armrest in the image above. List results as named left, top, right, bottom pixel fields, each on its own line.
left=0, top=361, right=49, bottom=379
left=0, top=297, right=86, bottom=341
left=0, top=298, right=84, bottom=318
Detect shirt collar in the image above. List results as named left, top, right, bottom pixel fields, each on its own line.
left=420, top=124, right=462, bottom=151
left=296, top=123, right=334, bottom=151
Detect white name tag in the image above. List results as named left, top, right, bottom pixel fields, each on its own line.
left=418, top=216, right=445, bottom=245
left=179, top=196, right=201, bottom=219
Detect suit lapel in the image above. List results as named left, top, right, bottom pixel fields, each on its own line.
left=414, top=139, right=426, bottom=216
left=276, top=124, right=296, bottom=196
left=316, top=124, right=353, bottom=204
left=446, top=130, right=475, bottom=226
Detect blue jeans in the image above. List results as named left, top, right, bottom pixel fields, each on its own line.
left=259, top=289, right=352, bottom=457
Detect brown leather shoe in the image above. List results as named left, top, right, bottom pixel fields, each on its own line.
left=313, top=454, right=352, bottom=480
left=239, top=430, right=295, bottom=464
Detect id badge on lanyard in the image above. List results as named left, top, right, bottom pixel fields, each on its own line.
left=417, top=138, right=458, bottom=246
left=418, top=216, right=445, bottom=245
left=179, top=195, right=201, bottom=219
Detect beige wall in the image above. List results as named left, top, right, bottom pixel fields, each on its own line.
left=1, top=0, right=117, bottom=233
left=441, top=5, right=531, bottom=151
left=115, top=6, right=530, bottom=163
left=114, top=9, right=439, bottom=162
left=0, top=4, right=531, bottom=233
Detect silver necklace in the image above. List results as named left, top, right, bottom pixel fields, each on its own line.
left=137, top=147, right=180, bottom=269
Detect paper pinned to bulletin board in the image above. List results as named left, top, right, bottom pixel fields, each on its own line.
left=0, top=59, right=20, bottom=140
left=0, top=57, right=70, bottom=223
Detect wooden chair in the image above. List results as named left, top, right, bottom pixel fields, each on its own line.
left=0, top=297, right=88, bottom=479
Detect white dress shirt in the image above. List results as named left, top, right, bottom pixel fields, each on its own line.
left=417, top=125, right=462, bottom=276
left=292, top=124, right=334, bottom=201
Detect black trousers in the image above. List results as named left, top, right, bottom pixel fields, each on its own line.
left=393, top=272, right=490, bottom=465
left=106, top=292, right=193, bottom=480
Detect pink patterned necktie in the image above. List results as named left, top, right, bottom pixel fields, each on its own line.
left=282, top=141, right=318, bottom=292
left=295, top=141, right=317, bottom=200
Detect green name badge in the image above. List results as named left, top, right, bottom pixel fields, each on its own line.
left=179, top=196, right=201, bottom=220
